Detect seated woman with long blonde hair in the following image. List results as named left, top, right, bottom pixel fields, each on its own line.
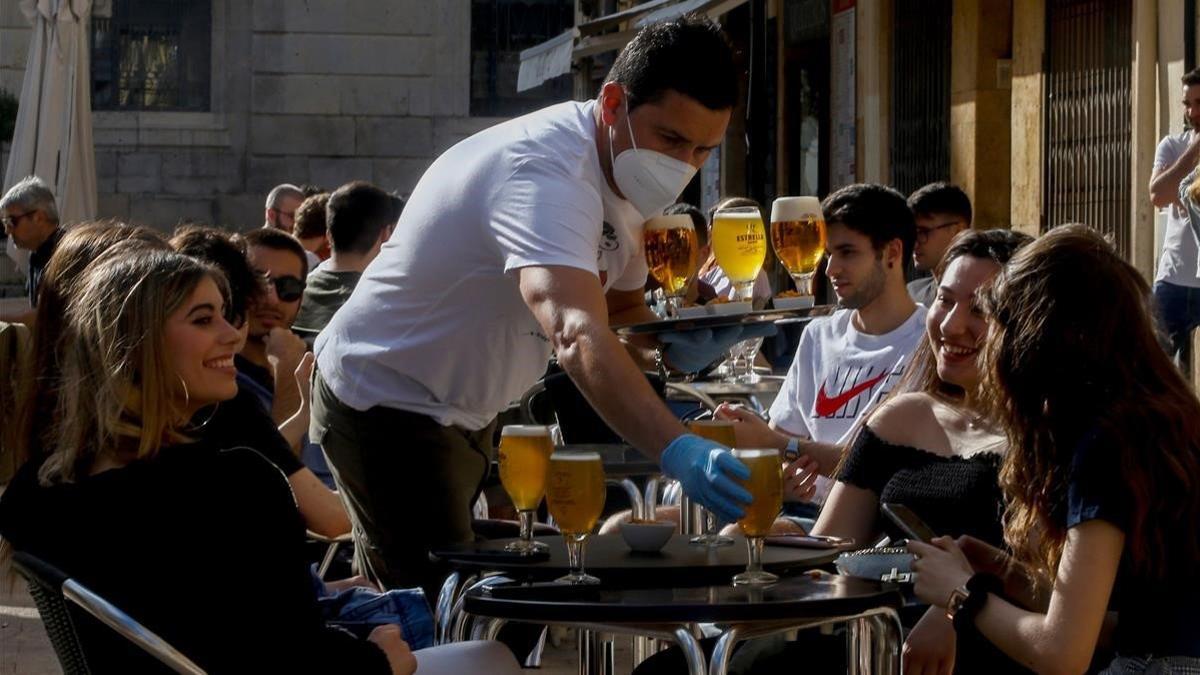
left=0, top=250, right=413, bottom=674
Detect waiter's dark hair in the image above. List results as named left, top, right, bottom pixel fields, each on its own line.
left=605, top=13, right=738, bottom=111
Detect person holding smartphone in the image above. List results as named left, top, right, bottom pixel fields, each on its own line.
left=909, top=225, right=1200, bottom=674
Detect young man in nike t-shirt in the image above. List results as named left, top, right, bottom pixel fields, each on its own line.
left=718, top=183, right=924, bottom=505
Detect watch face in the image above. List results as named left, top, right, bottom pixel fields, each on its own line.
left=945, top=587, right=969, bottom=620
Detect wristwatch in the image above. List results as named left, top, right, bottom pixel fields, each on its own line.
left=945, top=573, right=1003, bottom=631
left=784, top=436, right=802, bottom=462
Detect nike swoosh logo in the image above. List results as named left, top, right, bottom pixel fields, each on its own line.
left=814, top=370, right=891, bottom=417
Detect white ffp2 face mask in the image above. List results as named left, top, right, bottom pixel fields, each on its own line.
left=608, top=95, right=699, bottom=220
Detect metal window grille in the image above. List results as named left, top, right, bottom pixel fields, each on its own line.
left=91, top=0, right=211, bottom=112
left=890, top=0, right=952, bottom=197
left=1043, top=0, right=1132, bottom=257
left=470, top=0, right=576, bottom=117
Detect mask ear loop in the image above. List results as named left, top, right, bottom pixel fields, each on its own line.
left=608, top=88, right=640, bottom=169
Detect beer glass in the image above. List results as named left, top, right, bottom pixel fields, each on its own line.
left=711, top=205, right=767, bottom=301
left=731, top=448, right=783, bottom=586
left=770, top=197, right=827, bottom=302
left=499, top=425, right=556, bottom=554
left=685, top=420, right=737, bottom=546
left=546, top=450, right=606, bottom=584
left=644, top=214, right=699, bottom=317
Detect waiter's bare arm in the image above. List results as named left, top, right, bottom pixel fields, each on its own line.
left=605, top=286, right=662, bottom=369
left=521, top=265, right=684, bottom=457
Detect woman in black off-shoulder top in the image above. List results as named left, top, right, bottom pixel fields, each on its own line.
left=805, top=229, right=1033, bottom=675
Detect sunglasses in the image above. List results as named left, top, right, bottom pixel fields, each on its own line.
left=257, top=271, right=305, bottom=302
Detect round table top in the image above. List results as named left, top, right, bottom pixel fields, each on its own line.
left=682, top=377, right=786, bottom=397
left=431, top=534, right=841, bottom=587
left=463, top=572, right=903, bottom=624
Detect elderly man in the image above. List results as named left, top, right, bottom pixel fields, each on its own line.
left=2, top=176, right=63, bottom=322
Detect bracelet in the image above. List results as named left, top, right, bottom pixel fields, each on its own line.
left=947, top=572, right=1003, bottom=632
left=784, top=436, right=801, bottom=462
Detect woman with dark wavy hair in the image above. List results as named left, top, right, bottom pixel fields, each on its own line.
left=910, top=224, right=1200, bottom=674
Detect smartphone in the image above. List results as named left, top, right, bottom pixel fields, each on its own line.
left=764, top=534, right=855, bottom=549
left=880, top=502, right=938, bottom=543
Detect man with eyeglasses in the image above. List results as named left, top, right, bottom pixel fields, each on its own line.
left=1, top=176, right=63, bottom=321
left=905, top=182, right=972, bottom=306
left=264, top=183, right=305, bottom=231
left=237, top=228, right=335, bottom=488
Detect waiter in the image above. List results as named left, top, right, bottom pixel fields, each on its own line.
left=312, top=14, right=767, bottom=594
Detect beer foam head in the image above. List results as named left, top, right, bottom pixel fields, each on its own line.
left=645, top=214, right=695, bottom=231
left=771, top=196, right=822, bottom=223
left=550, top=450, right=602, bottom=461
left=501, top=424, right=552, bottom=437
left=731, top=448, right=780, bottom=459
left=713, top=206, right=762, bottom=223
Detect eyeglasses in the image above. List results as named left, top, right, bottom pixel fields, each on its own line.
left=256, top=271, right=305, bottom=302
left=914, top=221, right=962, bottom=243
left=1, top=210, right=34, bottom=229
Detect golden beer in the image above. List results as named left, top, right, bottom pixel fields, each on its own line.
left=644, top=215, right=699, bottom=296
left=686, top=419, right=737, bottom=447
left=711, top=207, right=767, bottom=299
left=732, top=449, right=782, bottom=537
left=546, top=452, right=606, bottom=535
left=770, top=197, right=826, bottom=296
left=498, top=425, right=555, bottom=511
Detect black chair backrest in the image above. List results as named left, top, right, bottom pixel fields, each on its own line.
left=543, top=364, right=666, bottom=444
left=12, top=551, right=182, bottom=674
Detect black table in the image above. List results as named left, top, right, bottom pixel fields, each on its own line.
left=431, top=533, right=841, bottom=587
left=462, top=572, right=904, bottom=675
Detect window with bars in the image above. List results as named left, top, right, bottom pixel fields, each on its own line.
left=91, top=0, right=212, bottom=112
left=470, top=0, right=575, bottom=117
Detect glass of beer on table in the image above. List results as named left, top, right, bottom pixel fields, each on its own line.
left=731, top=448, right=783, bottom=586
left=770, top=197, right=826, bottom=303
left=546, top=450, right=606, bottom=584
left=644, top=214, right=699, bottom=317
left=498, top=425, right=557, bottom=554
left=710, top=205, right=767, bottom=302
left=685, top=420, right=737, bottom=546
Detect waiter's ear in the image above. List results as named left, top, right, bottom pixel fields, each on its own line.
left=598, top=82, right=625, bottom=125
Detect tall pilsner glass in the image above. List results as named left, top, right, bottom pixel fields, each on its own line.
left=644, top=214, right=699, bottom=317
left=499, top=425, right=555, bottom=554
left=731, top=448, right=783, bottom=586
left=685, top=420, right=737, bottom=546
left=711, top=205, right=767, bottom=301
left=546, top=451, right=606, bottom=584
left=769, top=197, right=827, bottom=304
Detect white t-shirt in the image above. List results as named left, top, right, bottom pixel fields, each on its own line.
left=315, top=100, right=647, bottom=430
left=1154, top=131, right=1200, bottom=287
left=768, top=305, right=927, bottom=446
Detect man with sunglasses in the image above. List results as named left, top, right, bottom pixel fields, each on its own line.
left=1, top=176, right=63, bottom=321
left=236, top=229, right=335, bottom=488
left=905, top=182, right=972, bottom=306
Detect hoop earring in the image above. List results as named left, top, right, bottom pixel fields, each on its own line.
left=188, top=403, right=220, bottom=432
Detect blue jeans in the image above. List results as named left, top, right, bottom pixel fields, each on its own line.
left=311, top=568, right=435, bottom=649
left=1153, top=281, right=1200, bottom=366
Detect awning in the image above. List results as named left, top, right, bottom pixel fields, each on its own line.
left=516, top=0, right=750, bottom=92
left=516, top=28, right=577, bottom=93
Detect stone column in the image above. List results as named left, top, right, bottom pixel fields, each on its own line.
left=950, top=0, right=1013, bottom=230
left=1009, top=0, right=1043, bottom=237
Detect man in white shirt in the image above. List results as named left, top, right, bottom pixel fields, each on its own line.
left=718, top=184, right=924, bottom=505
left=312, top=15, right=765, bottom=595
left=1149, top=68, right=1200, bottom=368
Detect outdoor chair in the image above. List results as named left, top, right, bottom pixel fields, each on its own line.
left=12, top=551, right=205, bottom=674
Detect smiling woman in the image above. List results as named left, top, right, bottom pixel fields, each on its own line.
left=0, top=249, right=411, bottom=672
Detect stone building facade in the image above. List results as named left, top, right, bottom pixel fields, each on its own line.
left=1, top=0, right=505, bottom=232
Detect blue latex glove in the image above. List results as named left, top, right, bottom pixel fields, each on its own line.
left=659, top=323, right=779, bottom=373
left=660, top=433, right=753, bottom=523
